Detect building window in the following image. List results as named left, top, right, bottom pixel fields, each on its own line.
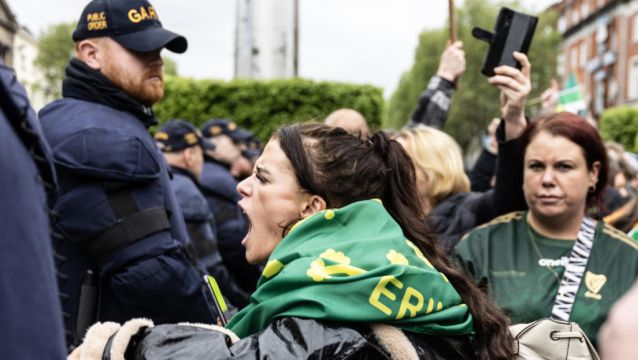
left=558, top=15, right=567, bottom=32
left=582, top=2, right=590, bottom=18
left=571, top=46, right=578, bottom=72
left=633, top=13, right=638, bottom=43
left=572, top=7, right=580, bottom=24
left=580, top=41, right=588, bottom=69
left=629, top=57, right=638, bottom=99
left=557, top=53, right=566, bottom=77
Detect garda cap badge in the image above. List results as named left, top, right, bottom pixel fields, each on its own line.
left=154, top=132, right=169, bottom=141
left=209, top=126, right=222, bottom=136
left=184, top=133, right=198, bottom=145
left=228, top=122, right=238, bottom=131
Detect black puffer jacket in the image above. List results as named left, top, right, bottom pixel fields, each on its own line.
left=83, top=317, right=475, bottom=360
left=428, top=122, right=527, bottom=252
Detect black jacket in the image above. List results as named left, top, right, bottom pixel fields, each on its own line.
left=407, top=76, right=456, bottom=129
left=98, top=317, right=476, bottom=360
left=429, top=121, right=527, bottom=252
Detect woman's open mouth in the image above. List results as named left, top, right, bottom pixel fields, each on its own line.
left=238, top=201, right=253, bottom=246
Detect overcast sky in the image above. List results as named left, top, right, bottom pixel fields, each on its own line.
left=7, top=0, right=557, bottom=97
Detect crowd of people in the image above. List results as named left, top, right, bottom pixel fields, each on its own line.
left=3, top=0, right=638, bottom=359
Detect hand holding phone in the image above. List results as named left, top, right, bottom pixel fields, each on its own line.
left=472, top=7, right=538, bottom=77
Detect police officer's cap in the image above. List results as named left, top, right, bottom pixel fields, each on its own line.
left=241, top=136, right=262, bottom=159
left=201, top=119, right=253, bottom=142
left=155, top=120, right=214, bottom=153
left=72, top=0, right=188, bottom=54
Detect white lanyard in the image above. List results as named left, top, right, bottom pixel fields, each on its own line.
left=550, top=216, right=596, bottom=321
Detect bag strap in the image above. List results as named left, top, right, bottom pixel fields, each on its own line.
left=550, top=216, right=596, bottom=321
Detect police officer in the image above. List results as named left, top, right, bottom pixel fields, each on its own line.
left=241, top=135, right=263, bottom=163
left=156, top=120, right=250, bottom=307
left=201, top=119, right=261, bottom=293
left=0, top=63, right=66, bottom=359
left=232, top=132, right=263, bottom=180
left=38, top=0, right=215, bottom=345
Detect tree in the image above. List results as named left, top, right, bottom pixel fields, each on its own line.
left=386, top=0, right=560, bottom=153
left=163, top=56, right=178, bottom=76
left=35, top=22, right=75, bottom=99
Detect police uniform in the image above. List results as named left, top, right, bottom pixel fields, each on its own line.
left=38, top=0, right=214, bottom=344
left=156, top=120, right=250, bottom=307
left=0, top=63, right=66, bottom=358
left=201, top=119, right=261, bottom=293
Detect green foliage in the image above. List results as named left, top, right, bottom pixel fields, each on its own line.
left=35, top=22, right=75, bottom=99
left=163, top=56, right=178, bottom=76
left=599, top=106, right=638, bottom=152
left=386, top=0, right=560, bottom=151
left=154, top=77, right=384, bottom=141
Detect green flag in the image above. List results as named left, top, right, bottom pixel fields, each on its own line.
left=227, top=199, right=474, bottom=338
left=557, top=74, right=587, bottom=114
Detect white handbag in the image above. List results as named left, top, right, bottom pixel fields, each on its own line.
left=509, top=318, right=600, bottom=360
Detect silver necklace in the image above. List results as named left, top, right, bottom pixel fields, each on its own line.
left=526, top=221, right=562, bottom=282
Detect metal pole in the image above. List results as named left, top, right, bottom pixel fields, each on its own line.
left=293, top=0, right=299, bottom=77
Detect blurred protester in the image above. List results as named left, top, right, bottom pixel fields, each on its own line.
left=156, top=120, right=250, bottom=308
left=603, top=142, right=638, bottom=226
left=38, top=0, right=215, bottom=343
left=455, top=112, right=638, bottom=347
left=71, top=123, right=514, bottom=360
left=407, top=41, right=465, bottom=129
left=201, top=119, right=261, bottom=294
left=599, top=279, right=638, bottom=360
left=0, top=63, right=66, bottom=358
left=604, top=191, right=638, bottom=242
left=469, top=117, right=500, bottom=192
left=539, top=78, right=560, bottom=116
left=324, top=108, right=370, bottom=139
left=607, top=142, right=637, bottom=200
left=394, top=52, right=531, bottom=251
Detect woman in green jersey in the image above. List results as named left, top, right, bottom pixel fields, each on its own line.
left=71, top=123, right=514, bottom=360
left=456, top=112, right=638, bottom=346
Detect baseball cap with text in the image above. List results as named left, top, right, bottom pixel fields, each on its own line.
left=72, top=0, right=187, bottom=53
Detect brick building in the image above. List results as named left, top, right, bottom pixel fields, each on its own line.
left=556, top=0, right=638, bottom=116
left=0, top=0, right=17, bottom=67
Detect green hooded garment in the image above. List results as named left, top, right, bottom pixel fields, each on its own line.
left=227, top=199, right=474, bottom=338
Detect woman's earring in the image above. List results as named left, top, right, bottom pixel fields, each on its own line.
left=589, top=184, right=596, bottom=194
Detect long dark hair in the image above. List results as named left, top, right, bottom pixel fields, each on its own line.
left=275, top=123, right=514, bottom=360
left=519, top=112, right=609, bottom=217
